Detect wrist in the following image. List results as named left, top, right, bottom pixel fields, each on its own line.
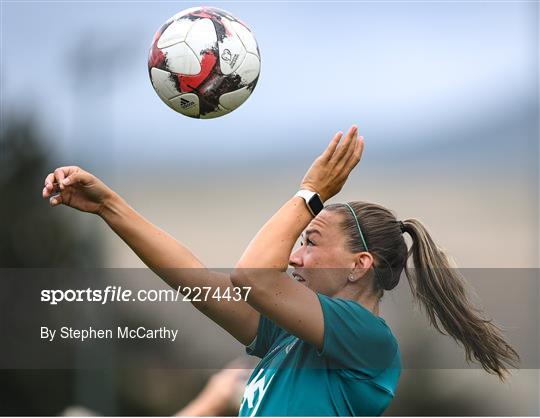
left=295, top=189, right=324, bottom=217
left=98, top=191, right=124, bottom=221
left=299, top=184, right=326, bottom=202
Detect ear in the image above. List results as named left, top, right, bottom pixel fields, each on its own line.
left=348, top=252, right=374, bottom=282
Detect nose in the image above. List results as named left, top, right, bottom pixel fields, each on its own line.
left=289, top=246, right=303, bottom=268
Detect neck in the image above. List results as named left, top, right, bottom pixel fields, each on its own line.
left=334, top=287, right=381, bottom=316
left=357, top=292, right=381, bottom=316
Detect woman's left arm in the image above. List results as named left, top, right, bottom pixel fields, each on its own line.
left=231, top=125, right=363, bottom=349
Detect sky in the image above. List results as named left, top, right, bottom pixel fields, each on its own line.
left=1, top=1, right=537, bottom=167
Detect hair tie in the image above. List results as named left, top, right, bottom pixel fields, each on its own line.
left=399, top=221, right=406, bottom=233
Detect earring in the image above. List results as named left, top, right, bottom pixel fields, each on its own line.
left=348, top=272, right=354, bottom=281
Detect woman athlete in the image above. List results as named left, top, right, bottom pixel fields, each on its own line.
left=42, top=125, right=518, bottom=416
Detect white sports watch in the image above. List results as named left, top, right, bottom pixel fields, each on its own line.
left=295, top=189, right=324, bottom=217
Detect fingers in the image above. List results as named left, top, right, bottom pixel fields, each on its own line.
left=43, top=173, right=57, bottom=198
left=343, top=135, right=364, bottom=174
left=52, top=166, right=80, bottom=190
left=49, top=194, right=63, bottom=207
left=63, top=170, right=90, bottom=187
left=42, top=166, right=84, bottom=199
left=44, top=172, right=55, bottom=187
left=320, top=131, right=343, bottom=162
left=43, top=185, right=52, bottom=198
left=54, top=168, right=67, bottom=190
left=332, top=125, right=357, bottom=165
left=334, top=125, right=364, bottom=177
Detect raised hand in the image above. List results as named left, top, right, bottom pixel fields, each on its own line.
left=300, top=125, right=364, bottom=202
left=42, top=166, right=114, bottom=215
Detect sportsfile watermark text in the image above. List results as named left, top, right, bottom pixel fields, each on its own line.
left=40, top=285, right=252, bottom=305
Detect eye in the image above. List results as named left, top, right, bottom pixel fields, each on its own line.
left=299, top=238, right=315, bottom=247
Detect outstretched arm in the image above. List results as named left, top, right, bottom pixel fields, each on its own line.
left=42, top=167, right=259, bottom=346
left=100, top=191, right=260, bottom=345
left=231, top=126, right=364, bottom=349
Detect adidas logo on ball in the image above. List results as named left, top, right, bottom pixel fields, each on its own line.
left=180, top=98, right=195, bottom=109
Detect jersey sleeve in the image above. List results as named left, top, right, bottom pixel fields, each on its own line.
left=245, top=314, right=283, bottom=358
left=316, top=293, right=398, bottom=377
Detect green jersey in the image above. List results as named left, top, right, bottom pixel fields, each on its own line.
left=239, top=293, right=401, bottom=416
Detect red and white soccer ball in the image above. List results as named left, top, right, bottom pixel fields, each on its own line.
left=148, top=7, right=261, bottom=119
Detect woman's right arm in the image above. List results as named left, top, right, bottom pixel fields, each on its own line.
left=42, top=166, right=259, bottom=346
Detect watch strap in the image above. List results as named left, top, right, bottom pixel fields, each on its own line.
left=295, top=189, right=324, bottom=217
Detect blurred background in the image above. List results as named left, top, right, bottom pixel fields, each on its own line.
left=1, top=0, right=538, bottom=416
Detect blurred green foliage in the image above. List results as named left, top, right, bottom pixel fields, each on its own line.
left=0, top=114, right=103, bottom=415
left=0, top=116, right=102, bottom=267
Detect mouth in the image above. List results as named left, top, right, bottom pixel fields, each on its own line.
left=292, top=272, right=306, bottom=283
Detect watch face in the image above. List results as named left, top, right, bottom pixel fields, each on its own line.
left=308, top=194, right=324, bottom=215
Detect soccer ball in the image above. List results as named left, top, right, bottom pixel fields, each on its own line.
left=148, top=7, right=261, bottom=119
